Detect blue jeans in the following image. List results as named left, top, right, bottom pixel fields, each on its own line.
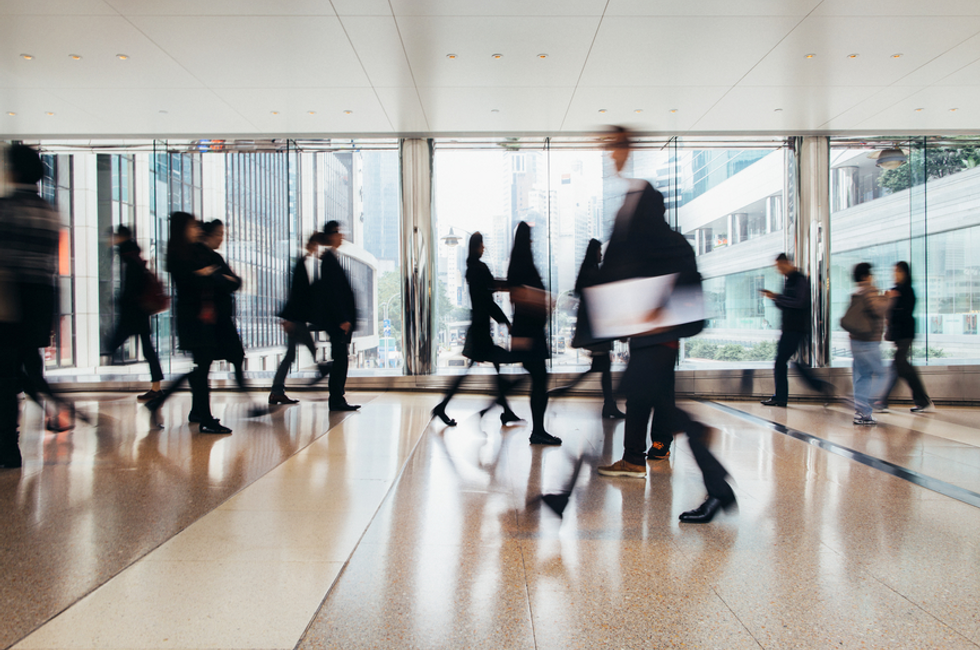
left=851, top=340, right=885, bottom=418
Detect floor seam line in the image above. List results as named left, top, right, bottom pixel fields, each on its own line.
left=711, top=585, right=766, bottom=649
left=518, top=542, right=540, bottom=650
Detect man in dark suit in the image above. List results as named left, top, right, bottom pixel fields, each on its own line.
left=269, top=233, right=329, bottom=404
left=313, top=221, right=360, bottom=412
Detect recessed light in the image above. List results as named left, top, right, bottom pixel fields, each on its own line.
left=847, top=53, right=859, bottom=59
left=45, top=112, right=54, bottom=116
left=20, top=54, right=33, bottom=60
left=891, top=53, right=902, bottom=59
left=669, top=109, right=678, bottom=114
left=774, top=108, right=784, bottom=112
left=598, top=108, right=607, bottom=114
left=446, top=54, right=458, bottom=60
left=6, top=112, right=16, bottom=116
left=915, top=108, right=924, bottom=112
left=491, top=53, right=503, bottom=59
left=804, top=53, right=816, bottom=59
left=490, top=108, right=499, bottom=113
left=537, top=53, right=548, bottom=59
left=116, top=54, right=129, bottom=60
left=343, top=110, right=353, bottom=115
left=158, top=110, right=168, bottom=114
left=950, top=108, right=959, bottom=112
left=271, top=111, right=279, bottom=115
left=308, top=110, right=316, bottom=115
left=634, top=109, right=643, bottom=113
left=69, top=54, right=82, bottom=60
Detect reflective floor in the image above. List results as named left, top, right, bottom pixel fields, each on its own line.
left=3, top=392, right=980, bottom=649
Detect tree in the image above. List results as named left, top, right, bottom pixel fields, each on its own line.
left=878, top=146, right=980, bottom=193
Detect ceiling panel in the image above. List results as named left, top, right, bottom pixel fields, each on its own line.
left=396, top=16, right=599, bottom=88
left=812, top=0, right=980, bottom=16
left=330, top=1, right=392, bottom=16
left=852, top=86, right=980, bottom=131
left=0, top=16, right=203, bottom=89
left=374, top=87, right=429, bottom=133
left=0, top=88, right=107, bottom=135
left=0, top=0, right=115, bottom=15
left=580, top=16, right=800, bottom=87
left=739, top=16, right=980, bottom=87
left=417, top=87, right=575, bottom=132
left=894, top=32, right=980, bottom=88
left=129, top=16, right=370, bottom=89
left=214, top=87, right=392, bottom=134
left=606, top=0, right=821, bottom=16
left=387, top=0, right=606, bottom=17
left=817, top=86, right=923, bottom=131
left=693, top=85, right=888, bottom=132
left=340, top=16, right=416, bottom=88
left=104, top=1, right=337, bottom=16
left=561, top=86, right=729, bottom=132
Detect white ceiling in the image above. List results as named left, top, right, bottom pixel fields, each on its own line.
left=2, top=0, right=980, bottom=138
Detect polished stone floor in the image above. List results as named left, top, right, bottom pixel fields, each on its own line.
left=3, top=390, right=980, bottom=649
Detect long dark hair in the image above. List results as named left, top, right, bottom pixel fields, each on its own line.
left=167, top=211, right=196, bottom=272
left=466, top=231, right=483, bottom=271
left=507, top=221, right=542, bottom=289
left=895, top=260, right=912, bottom=285
left=575, top=238, right=602, bottom=293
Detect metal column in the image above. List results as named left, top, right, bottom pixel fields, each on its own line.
left=797, top=136, right=831, bottom=367
left=399, top=138, right=434, bottom=376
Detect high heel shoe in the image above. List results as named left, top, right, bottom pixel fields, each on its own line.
left=432, top=404, right=457, bottom=427
left=678, top=494, right=737, bottom=524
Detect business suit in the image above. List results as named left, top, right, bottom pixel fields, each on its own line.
left=106, top=238, right=164, bottom=382
left=271, top=254, right=319, bottom=395
left=313, top=247, right=357, bottom=407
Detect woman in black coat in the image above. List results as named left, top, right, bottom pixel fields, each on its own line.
left=549, top=238, right=625, bottom=418
left=431, top=232, right=519, bottom=427
left=145, top=212, right=231, bottom=434
left=200, top=220, right=248, bottom=393
left=879, top=261, right=932, bottom=412
left=507, top=222, right=561, bottom=445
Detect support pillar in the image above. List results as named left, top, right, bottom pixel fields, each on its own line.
left=399, top=139, right=434, bottom=375
left=797, top=136, right=831, bottom=367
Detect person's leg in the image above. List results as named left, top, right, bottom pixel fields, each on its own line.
left=789, top=332, right=832, bottom=398
left=623, top=345, right=673, bottom=466
left=523, top=359, right=549, bottom=434
left=139, top=328, right=165, bottom=384
left=294, top=323, right=317, bottom=358
left=649, top=356, right=676, bottom=455
left=851, top=341, right=873, bottom=419
left=770, top=331, right=796, bottom=403
left=0, top=330, right=22, bottom=468
left=894, top=338, right=930, bottom=407
left=327, top=329, right=351, bottom=406
left=271, top=334, right=298, bottom=395
left=190, top=348, right=215, bottom=422
left=866, top=342, right=886, bottom=410
left=106, top=322, right=131, bottom=355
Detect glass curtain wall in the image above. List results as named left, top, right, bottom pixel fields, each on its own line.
left=431, top=137, right=790, bottom=374
left=830, top=137, right=980, bottom=365
left=39, top=153, right=75, bottom=368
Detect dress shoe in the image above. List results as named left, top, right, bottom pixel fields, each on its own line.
left=679, top=495, right=736, bottom=524
left=136, top=389, right=163, bottom=402
left=269, top=393, right=299, bottom=405
left=760, top=398, right=787, bottom=407
left=329, top=402, right=360, bottom=412
left=200, top=419, right=232, bottom=434
left=500, top=410, right=524, bottom=426
left=540, top=492, right=571, bottom=517
left=647, top=441, right=670, bottom=460
left=432, top=404, right=457, bottom=427
left=529, top=430, right=562, bottom=445
left=602, top=404, right=626, bottom=419
left=597, top=459, right=646, bottom=478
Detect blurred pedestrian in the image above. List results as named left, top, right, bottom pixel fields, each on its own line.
left=840, top=262, right=889, bottom=426
left=879, top=261, right=933, bottom=413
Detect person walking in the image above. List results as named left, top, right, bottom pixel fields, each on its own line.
left=507, top=221, right=561, bottom=446
left=879, top=261, right=933, bottom=413
left=269, top=233, right=329, bottom=404
left=595, top=127, right=735, bottom=524
left=200, top=220, right=249, bottom=394
left=550, top=238, right=626, bottom=420
left=760, top=253, right=833, bottom=407
left=840, top=262, right=889, bottom=426
left=105, top=225, right=165, bottom=401
left=430, top=231, right=520, bottom=427
left=312, top=220, right=359, bottom=412
left=0, top=144, right=62, bottom=467
left=146, top=212, right=231, bottom=434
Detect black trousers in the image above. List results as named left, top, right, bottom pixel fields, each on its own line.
left=773, top=330, right=828, bottom=403
left=271, top=322, right=316, bottom=394
left=107, top=319, right=164, bottom=382
left=556, top=351, right=618, bottom=407
left=327, top=328, right=351, bottom=405
left=882, top=338, right=930, bottom=407
left=522, top=358, right=548, bottom=434
left=437, top=356, right=515, bottom=415
left=0, top=326, right=20, bottom=464
left=622, top=343, right=733, bottom=501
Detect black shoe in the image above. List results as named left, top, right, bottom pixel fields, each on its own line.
left=760, top=398, right=787, bottom=407
left=199, top=419, right=232, bottom=434
left=432, top=404, right=457, bottom=427
left=602, top=404, right=626, bottom=419
left=540, top=492, right=571, bottom=517
left=529, top=430, right=562, bottom=445
left=647, top=441, right=671, bottom=460
left=501, top=410, right=524, bottom=426
left=247, top=405, right=271, bottom=418
left=269, top=393, right=299, bottom=405
left=329, top=402, right=360, bottom=412
left=137, top=389, right=163, bottom=402
left=679, top=495, right=736, bottom=524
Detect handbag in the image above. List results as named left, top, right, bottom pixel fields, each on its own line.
left=139, top=267, right=171, bottom=315
left=840, top=293, right=872, bottom=337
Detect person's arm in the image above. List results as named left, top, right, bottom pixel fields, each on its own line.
left=773, top=274, right=808, bottom=311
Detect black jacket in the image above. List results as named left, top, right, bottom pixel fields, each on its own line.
left=206, top=248, right=245, bottom=362
left=598, top=180, right=703, bottom=348
left=773, top=270, right=810, bottom=334
left=462, top=260, right=509, bottom=362
left=507, top=255, right=550, bottom=360
left=886, top=282, right=916, bottom=341
left=116, top=238, right=150, bottom=331
left=278, top=255, right=313, bottom=323
left=312, top=249, right=357, bottom=333
left=170, top=243, right=217, bottom=351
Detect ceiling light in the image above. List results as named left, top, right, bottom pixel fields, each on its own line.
left=45, top=112, right=54, bottom=116
left=950, top=107, right=959, bottom=112
left=804, top=53, right=816, bottom=59
left=271, top=111, right=279, bottom=115
left=6, top=112, right=15, bottom=116
left=344, top=110, right=353, bottom=115
left=669, top=109, right=678, bottom=113
left=915, top=108, right=924, bottom=112
left=70, top=54, right=82, bottom=60
left=847, top=53, right=859, bottom=59
left=598, top=109, right=607, bottom=113
left=491, top=53, right=503, bottom=59
left=774, top=108, right=783, bottom=112
left=446, top=54, right=457, bottom=60
left=537, top=53, right=548, bottom=59
left=634, top=109, right=642, bottom=113
left=116, top=54, right=129, bottom=60
left=490, top=108, right=499, bottom=113
left=869, top=148, right=907, bottom=170
left=20, top=54, right=33, bottom=60
left=891, top=53, right=902, bottom=59
left=308, top=111, right=316, bottom=115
